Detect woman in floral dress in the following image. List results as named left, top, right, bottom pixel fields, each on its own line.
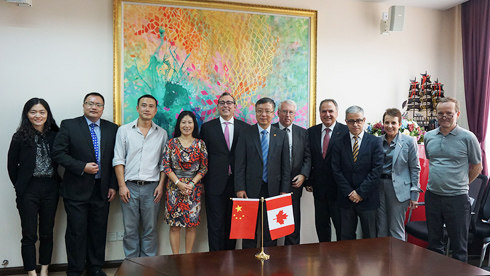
left=162, top=111, right=208, bottom=254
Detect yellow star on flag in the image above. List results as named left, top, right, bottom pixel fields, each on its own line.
left=235, top=205, right=243, bottom=212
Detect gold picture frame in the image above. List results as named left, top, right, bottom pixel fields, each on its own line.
left=114, top=0, right=317, bottom=134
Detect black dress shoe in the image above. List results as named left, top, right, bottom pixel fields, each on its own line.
left=89, top=270, right=107, bottom=276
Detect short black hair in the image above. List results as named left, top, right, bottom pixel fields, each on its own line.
left=218, top=92, right=236, bottom=103
left=83, top=92, right=105, bottom=104
left=137, top=94, right=158, bottom=106
left=174, top=111, right=200, bottom=138
left=255, top=97, right=276, bottom=110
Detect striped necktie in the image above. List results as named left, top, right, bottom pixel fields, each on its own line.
left=353, top=135, right=359, bottom=163
left=261, top=130, right=269, bottom=183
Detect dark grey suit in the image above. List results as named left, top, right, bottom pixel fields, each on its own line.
left=200, top=117, right=249, bottom=251
left=235, top=124, right=291, bottom=248
left=52, top=116, right=118, bottom=275
left=307, top=122, right=349, bottom=242
left=273, top=123, right=311, bottom=245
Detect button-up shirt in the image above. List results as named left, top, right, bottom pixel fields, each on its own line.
left=113, top=119, right=168, bottom=182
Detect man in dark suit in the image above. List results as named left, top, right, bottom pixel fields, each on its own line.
left=235, top=97, right=291, bottom=249
left=331, top=105, right=383, bottom=240
left=200, top=92, right=249, bottom=251
left=306, top=99, right=348, bottom=242
left=52, top=92, right=118, bottom=276
left=272, top=99, right=311, bottom=245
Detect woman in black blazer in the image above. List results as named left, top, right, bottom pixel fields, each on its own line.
left=7, top=98, right=60, bottom=276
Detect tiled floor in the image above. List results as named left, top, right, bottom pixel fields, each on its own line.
left=9, top=268, right=118, bottom=276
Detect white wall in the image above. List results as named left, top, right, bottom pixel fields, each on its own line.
left=0, top=0, right=463, bottom=268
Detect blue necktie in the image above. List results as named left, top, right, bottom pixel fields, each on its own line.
left=261, top=130, right=269, bottom=183
left=90, top=123, right=100, bottom=164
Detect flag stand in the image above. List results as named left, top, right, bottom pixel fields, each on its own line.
left=255, top=197, right=270, bottom=261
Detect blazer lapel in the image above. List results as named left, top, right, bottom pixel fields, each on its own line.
left=253, top=125, right=263, bottom=160
left=79, top=117, right=96, bottom=160
left=268, top=127, right=278, bottom=160
left=392, top=134, right=403, bottom=165
left=213, top=119, right=230, bottom=151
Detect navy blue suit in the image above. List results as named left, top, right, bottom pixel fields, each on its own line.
left=331, top=131, right=383, bottom=240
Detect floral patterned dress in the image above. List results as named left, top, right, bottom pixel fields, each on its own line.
left=162, top=138, right=208, bottom=227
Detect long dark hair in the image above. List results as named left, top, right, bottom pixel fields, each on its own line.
left=15, top=98, right=59, bottom=144
left=174, top=111, right=199, bottom=139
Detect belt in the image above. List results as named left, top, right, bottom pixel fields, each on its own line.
left=380, top=174, right=392, bottom=180
left=128, top=180, right=158, bottom=186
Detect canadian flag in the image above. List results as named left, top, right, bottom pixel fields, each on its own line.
left=266, top=194, right=294, bottom=240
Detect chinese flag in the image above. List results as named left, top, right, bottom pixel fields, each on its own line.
left=229, top=198, right=259, bottom=239
left=266, top=194, right=294, bottom=240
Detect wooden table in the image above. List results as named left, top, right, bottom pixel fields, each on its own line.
left=115, top=237, right=490, bottom=276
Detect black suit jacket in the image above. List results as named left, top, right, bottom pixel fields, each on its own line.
left=234, top=124, right=291, bottom=198
left=52, top=116, right=118, bottom=201
left=7, top=130, right=61, bottom=197
left=272, top=123, right=311, bottom=198
left=307, top=122, right=349, bottom=201
left=331, top=132, right=384, bottom=211
left=200, top=117, right=249, bottom=196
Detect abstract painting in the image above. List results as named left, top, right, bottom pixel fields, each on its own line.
left=114, top=0, right=317, bottom=136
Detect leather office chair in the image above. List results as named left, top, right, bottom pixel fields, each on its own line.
left=405, top=174, right=488, bottom=257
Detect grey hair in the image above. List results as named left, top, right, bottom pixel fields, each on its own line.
left=345, top=105, right=364, bottom=117
left=278, top=99, right=297, bottom=111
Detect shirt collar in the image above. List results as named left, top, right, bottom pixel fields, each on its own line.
left=278, top=122, right=291, bottom=131
left=219, top=116, right=234, bottom=125
left=322, top=121, right=336, bottom=133
left=350, top=131, right=365, bottom=140
left=258, top=124, right=271, bottom=134
left=436, top=125, right=460, bottom=136
left=382, top=133, right=399, bottom=145
left=84, top=116, right=100, bottom=127
left=130, top=119, right=159, bottom=130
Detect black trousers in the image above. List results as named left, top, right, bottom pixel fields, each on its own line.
left=242, top=183, right=276, bottom=249
left=205, top=176, right=237, bottom=251
left=64, top=180, right=110, bottom=276
left=340, top=204, right=377, bottom=240
left=314, top=197, right=342, bottom=242
left=426, top=190, right=471, bottom=263
left=16, top=177, right=59, bottom=271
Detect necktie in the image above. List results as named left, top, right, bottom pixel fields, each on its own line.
left=224, top=122, right=232, bottom=174
left=224, top=122, right=231, bottom=150
left=322, top=128, right=330, bottom=159
left=353, top=135, right=359, bottom=163
left=261, top=130, right=269, bottom=183
left=284, top=127, right=292, bottom=164
left=90, top=123, right=99, bottom=164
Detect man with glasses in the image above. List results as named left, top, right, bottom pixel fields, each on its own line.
left=424, top=97, right=482, bottom=262
left=52, top=92, right=118, bottom=276
left=331, top=105, right=383, bottom=240
left=272, top=100, right=311, bottom=245
left=306, top=99, right=349, bottom=242
left=235, top=97, right=291, bottom=248
left=113, top=94, right=168, bottom=258
left=200, top=92, right=249, bottom=251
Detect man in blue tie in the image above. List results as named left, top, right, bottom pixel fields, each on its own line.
left=52, top=92, right=118, bottom=276
left=235, top=97, right=291, bottom=249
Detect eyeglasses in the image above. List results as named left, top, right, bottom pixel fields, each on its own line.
left=346, top=118, right=365, bottom=125
left=218, top=100, right=235, bottom=106
left=279, top=110, right=295, bottom=116
left=256, top=109, right=274, bottom=115
left=85, top=102, right=104, bottom=108
left=437, top=113, right=455, bottom=119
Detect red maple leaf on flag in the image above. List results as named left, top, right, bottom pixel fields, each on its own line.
left=274, top=210, right=288, bottom=225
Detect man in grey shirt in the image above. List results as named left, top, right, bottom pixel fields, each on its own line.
left=424, top=97, right=482, bottom=262
left=113, top=94, right=168, bottom=258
